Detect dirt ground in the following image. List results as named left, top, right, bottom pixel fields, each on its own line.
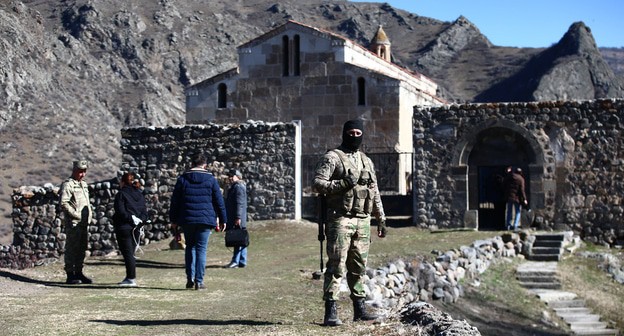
left=0, top=222, right=587, bottom=336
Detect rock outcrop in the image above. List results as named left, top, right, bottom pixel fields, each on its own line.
left=476, top=22, right=624, bottom=102
left=0, top=0, right=622, bottom=239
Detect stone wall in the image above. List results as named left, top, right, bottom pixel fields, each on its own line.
left=2, top=121, right=297, bottom=269
left=5, top=99, right=624, bottom=269
left=365, top=231, right=577, bottom=311
left=119, top=122, right=297, bottom=222
left=414, top=99, right=624, bottom=246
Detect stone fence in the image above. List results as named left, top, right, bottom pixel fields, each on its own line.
left=364, top=231, right=577, bottom=312
left=414, top=99, right=624, bottom=246
left=118, top=122, right=297, bottom=222
left=5, top=100, right=624, bottom=269
left=3, top=181, right=155, bottom=269
left=1, top=121, right=297, bottom=269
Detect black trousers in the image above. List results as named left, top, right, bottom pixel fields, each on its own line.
left=115, top=227, right=140, bottom=279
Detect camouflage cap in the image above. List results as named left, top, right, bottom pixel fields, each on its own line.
left=73, top=160, right=89, bottom=170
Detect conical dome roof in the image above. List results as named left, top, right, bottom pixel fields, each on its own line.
left=372, top=25, right=390, bottom=45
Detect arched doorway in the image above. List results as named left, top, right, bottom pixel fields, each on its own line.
left=468, top=127, right=535, bottom=230
left=451, top=119, right=548, bottom=231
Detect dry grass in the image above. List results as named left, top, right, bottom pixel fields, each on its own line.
left=559, top=244, right=624, bottom=332
left=2, top=221, right=616, bottom=336
left=0, top=220, right=494, bottom=336
left=433, top=258, right=571, bottom=336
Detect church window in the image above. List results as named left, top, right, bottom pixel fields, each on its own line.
left=218, top=83, right=227, bottom=108
left=282, top=35, right=301, bottom=77
left=293, top=34, right=301, bottom=76
left=282, top=35, right=290, bottom=76
left=357, top=77, right=366, bottom=106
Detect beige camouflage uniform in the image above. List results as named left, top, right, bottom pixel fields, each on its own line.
left=60, top=176, right=92, bottom=274
left=313, top=148, right=385, bottom=301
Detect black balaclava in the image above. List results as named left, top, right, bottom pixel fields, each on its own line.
left=340, top=119, right=364, bottom=152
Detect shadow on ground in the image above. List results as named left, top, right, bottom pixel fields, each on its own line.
left=91, top=318, right=275, bottom=326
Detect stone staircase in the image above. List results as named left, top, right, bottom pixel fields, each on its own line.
left=516, top=261, right=561, bottom=290
left=517, top=234, right=619, bottom=335
left=529, top=288, right=619, bottom=335
left=527, top=233, right=565, bottom=261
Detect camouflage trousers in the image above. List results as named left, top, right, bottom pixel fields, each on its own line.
left=323, top=215, right=371, bottom=301
left=64, top=223, right=88, bottom=273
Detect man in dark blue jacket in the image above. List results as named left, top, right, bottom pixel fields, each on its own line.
left=170, top=153, right=227, bottom=290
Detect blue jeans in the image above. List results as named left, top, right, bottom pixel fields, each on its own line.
left=183, top=224, right=212, bottom=284
left=230, top=246, right=248, bottom=266
left=505, top=202, right=522, bottom=230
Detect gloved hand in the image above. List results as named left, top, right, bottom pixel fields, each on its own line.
left=339, top=169, right=359, bottom=189
left=131, top=215, right=142, bottom=226
left=377, top=217, right=387, bottom=238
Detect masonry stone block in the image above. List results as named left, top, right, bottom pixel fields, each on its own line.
left=463, top=210, right=478, bottom=230
left=5, top=122, right=297, bottom=269
left=414, top=99, right=624, bottom=244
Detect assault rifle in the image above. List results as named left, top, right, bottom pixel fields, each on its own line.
left=313, top=194, right=327, bottom=279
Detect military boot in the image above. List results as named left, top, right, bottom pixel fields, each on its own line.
left=76, top=271, right=93, bottom=284
left=65, top=272, right=81, bottom=285
left=352, top=298, right=379, bottom=322
left=322, top=300, right=343, bottom=327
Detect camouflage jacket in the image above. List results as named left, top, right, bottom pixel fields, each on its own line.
left=59, top=177, right=92, bottom=227
left=313, top=147, right=385, bottom=219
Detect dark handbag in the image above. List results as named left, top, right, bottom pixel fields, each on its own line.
left=224, top=228, right=249, bottom=247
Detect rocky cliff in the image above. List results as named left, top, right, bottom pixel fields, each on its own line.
left=0, top=0, right=622, bottom=241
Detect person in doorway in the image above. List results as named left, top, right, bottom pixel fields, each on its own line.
left=223, top=169, right=248, bottom=269
left=503, top=166, right=528, bottom=230
left=113, top=172, right=148, bottom=287
left=169, top=153, right=227, bottom=290
left=312, top=119, right=387, bottom=327
left=59, top=160, right=93, bottom=285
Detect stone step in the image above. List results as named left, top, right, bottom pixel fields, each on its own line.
left=516, top=275, right=560, bottom=283
left=531, top=247, right=563, bottom=255
left=554, top=307, right=592, bottom=315
left=516, top=269, right=558, bottom=276
left=533, top=240, right=564, bottom=247
left=527, top=255, right=561, bottom=262
left=528, top=254, right=561, bottom=261
left=534, top=234, right=566, bottom=241
left=529, top=289, right=577, bottom=302
left=570, top=321, right=609, bottom=331
left=546, top=299, right=586, bottom=309
left=516, top=267, right=558, bottom=276
left=517, top=261, right=558, bottom=272
left=518, top=281, right=561, bottom=289
left=571, top=328, right=619, bottom=336
left=559, top=313, right=601, bottom=323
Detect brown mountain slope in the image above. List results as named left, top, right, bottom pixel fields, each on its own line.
left=476, top=22, right=624, bottom=102
left=601, top=47, right=624, bottom=78
left=0, top=0, right=622, bottom=242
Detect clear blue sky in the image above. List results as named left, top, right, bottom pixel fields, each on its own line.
left=350, top=0, right=623, bottom=48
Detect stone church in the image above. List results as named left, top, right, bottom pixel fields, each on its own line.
left=185, top=20, right=444, bottom=194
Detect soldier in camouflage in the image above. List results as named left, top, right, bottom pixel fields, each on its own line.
left=59, top=160, right=94, bottom=284
left=313, top=119, right=387, bottom=327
